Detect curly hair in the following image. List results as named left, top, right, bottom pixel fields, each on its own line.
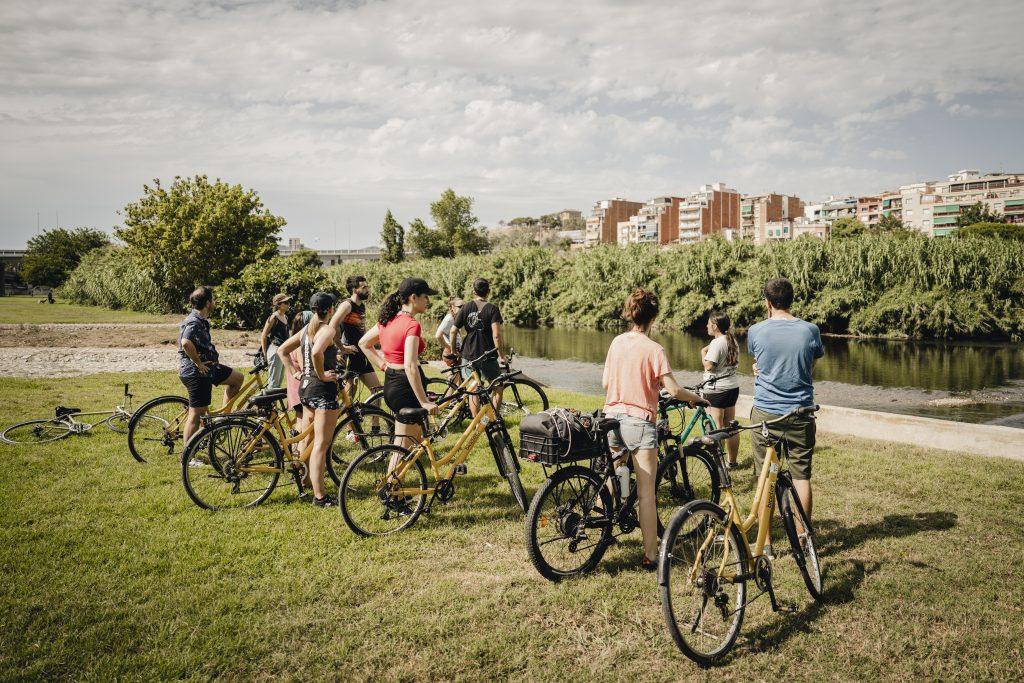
left=623, top=288, right=659, bottom=329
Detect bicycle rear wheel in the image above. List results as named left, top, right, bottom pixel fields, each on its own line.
left=182, top=418, right=282, bottom=510
left=103, top=412, right=130, bottom=434
left=658, top=446, right=720, bottom=510
left=127, top=395, right=189, bottom=463
left=1, top=419, right=73, bottom=444
left=331, top=406, right=395, bottom=474
left=339, top=444, right=428, bottom=536
left=776, top=474, right=824, bottom=600
left=491, top=429, right=527, bottom=512
left=659, top=500, right=747, bottom=666
left=499, top=378, right=548, bottom=419
left=525, top=465, right=612, bottom=582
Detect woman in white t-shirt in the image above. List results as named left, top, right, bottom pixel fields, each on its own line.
left=701, top=310, right=740, bottom=468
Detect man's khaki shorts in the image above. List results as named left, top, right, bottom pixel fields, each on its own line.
left=750, top=406, right=816, bottom=481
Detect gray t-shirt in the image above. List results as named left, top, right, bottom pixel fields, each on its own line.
left=703, top=335, right=740, bottom=391
left=436, top=312, right=459, bottom=350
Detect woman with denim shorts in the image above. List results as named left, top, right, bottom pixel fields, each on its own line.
left=602, top=288, right=709, bottom=570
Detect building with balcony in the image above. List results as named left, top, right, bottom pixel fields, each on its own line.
left=741, top=193, right=803, bottom=243
left=820, top=196, right=858, bottom=223
left=763, top=218, right=829, bottom=241
left=857, top=195, right=882, bottom=228
left=616, top=196, right=684, bottom=246
left=584, top=198, right=644, bottom=246
left=677, top=183, right=741, bottom=243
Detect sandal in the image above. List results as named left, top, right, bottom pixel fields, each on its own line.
left=640, top=555, right=658, bottom=572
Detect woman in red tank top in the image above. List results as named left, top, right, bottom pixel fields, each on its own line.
left=359, top=277, right=439, bottom=449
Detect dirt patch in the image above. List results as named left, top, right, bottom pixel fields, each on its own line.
left=0, top=347, right=256, bottom=378
left=0, top=324, right=259, bottom=349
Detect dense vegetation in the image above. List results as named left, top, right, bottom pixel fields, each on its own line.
left=332, top=234, right=1024, bottom=340
left=21, top=227, right=110, bottom=288
left=59, top=233, right=1024, bottom=340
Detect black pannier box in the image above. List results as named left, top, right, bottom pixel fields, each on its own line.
left=518, top=409, right=610, bottom=466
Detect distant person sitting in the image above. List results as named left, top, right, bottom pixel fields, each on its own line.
left=747, top=277, right=824, bottom=550
left=178, top=286, right=243, bottom=446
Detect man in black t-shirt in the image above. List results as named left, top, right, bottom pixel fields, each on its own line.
left=453, top=277, right=505, bottom=414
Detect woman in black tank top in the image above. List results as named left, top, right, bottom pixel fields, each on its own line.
left=261, top=295, right=292, bottom=389
left=276, top=292, right=340, bottom=508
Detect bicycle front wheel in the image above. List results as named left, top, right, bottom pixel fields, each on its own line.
left=499, top=378, right=548, bottom=419
left=330, top=406, right=395, bottom=475
left=659, top=500, right=747, bottom=666
left=182, top=418, right=282, bottom=510
left=525, top=465, right=612, bottom=582
left=339, top=444, right=428, bottom=536
left=128, top=395, right=188, bottom=463
left=491, top=429, right=527, bottom=512
left=777, top=473, right=824, bottom=600
left=1, top=419, right=73, bottom=445
left=658, top=445, right=720, bottom=514
left=104, top=412, right=131, bottom=434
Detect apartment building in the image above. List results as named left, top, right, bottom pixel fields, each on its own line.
left=585, top=198, right=644, bottom=246
left=764, top=218, right=829, bottom=241
left=856, top=195, right=882, bottom=228
left=741, top=193, right=803, bottom=243
left=616, top=196, right=684, bottom=246
left=677, top=183, right=741, bottom=243
left=820, top=196, right=857, bottom=223
left=558, top=209, right=583, bottom=224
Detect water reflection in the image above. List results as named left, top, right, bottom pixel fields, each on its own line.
left=500, top=326, right=1024, bottom=392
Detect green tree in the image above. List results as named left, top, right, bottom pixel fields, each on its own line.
left=380, top=210, right=405, bottom=263
left=830, top=216, right=865, bottom=239
left=875, top=214, right=906, bottom=232
left=956, top=202, right=1004, bottom=228
left=21, top=227, right=110, bottom=288
left=116, top=175, right=284, bottom=309
left=407, top=189, right=490, bottom=258
left=959, top=222, right=1024, bottom=240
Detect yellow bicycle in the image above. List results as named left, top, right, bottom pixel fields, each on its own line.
left=338, top=351, right=527, bottom=536
left=180, top=380, right=395, bottom=510
left=659, top=406, right=823, bottom=665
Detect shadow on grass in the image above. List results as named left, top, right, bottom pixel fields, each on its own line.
left=814, top=511, right=958, bottom=554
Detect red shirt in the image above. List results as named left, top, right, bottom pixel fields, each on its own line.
left=380, top=312, right=425, bottom=366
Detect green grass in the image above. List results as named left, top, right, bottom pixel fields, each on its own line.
left=0, top=296, right=173, bottom=324
left=1, top=372, right=1022, bottom=680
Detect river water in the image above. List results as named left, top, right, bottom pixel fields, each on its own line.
left=496, top=326, right=1024, bottom=428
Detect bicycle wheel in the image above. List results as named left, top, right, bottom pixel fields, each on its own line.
left=658, top=445, right=720, bottom=512
left=104, top=412, right=131, bottom=434
left=776, top=473, right=824, bottom=600
left=339, top=444, right=428, bottom=536
left=659, top=500, right=747, bottom=666
left=331, top=406, right=395, bottom=473
left=490, top=429, right=527, bottom=512
left=525, top=465, right=613, bottom=582
left=499, top=378, right=548, bottom=419
left=1, top=418, right=73, bottom=445
left=181, top=418, right=282, bottom=510
left=127, top=395, right=189, bottom=463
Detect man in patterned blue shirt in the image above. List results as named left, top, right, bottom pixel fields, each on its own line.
left=178, top=285, right=242, bottom=444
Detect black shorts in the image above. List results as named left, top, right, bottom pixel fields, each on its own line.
left=383, top=367, right=428, bottom=424
left=346, top=350, right=376, bottom=376
left=705, top=387, right=740, bottom=409
left=179, top=363, right=234, bottom=408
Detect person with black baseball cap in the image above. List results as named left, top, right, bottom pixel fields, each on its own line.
left=358, top=278, right=438, bottom=453
left=277, top=291, right=340, bottom=508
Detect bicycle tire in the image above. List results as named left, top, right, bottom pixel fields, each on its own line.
left=330, top=406, right=395, bottom=474
left=339, top=444, right=428, bottom=536
left=776, top=473, right=824, bottom=601
left=658, top=446, right=720, bottom=507
left=1, top=418, right=74, bottom=445
left=659, top=500, right=747, bottom=666
left=493, top=429, right=527, bottom=512
left=103, top=412, right=131, bottom=434
left=127, top=394, right=188, bottom=463
left=525, top=465, right=613, bottom=582
left=181, top=417, right=283, bottom=510
left=500, top=377, right=548, bottom=418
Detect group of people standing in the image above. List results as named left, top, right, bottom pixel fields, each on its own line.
left=176, top=272, right=821, bottom=567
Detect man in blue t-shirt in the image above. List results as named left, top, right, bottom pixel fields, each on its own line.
left=747, top=277, right=824, bottom=537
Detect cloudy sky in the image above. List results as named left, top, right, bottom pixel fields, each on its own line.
left=2, top=0, right=1023, bottom=248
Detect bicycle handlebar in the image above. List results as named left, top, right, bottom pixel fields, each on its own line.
left=690, top=404, right=820, bottom=447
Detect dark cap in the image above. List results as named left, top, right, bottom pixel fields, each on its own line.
left=309, top=291, right=335, bottom=312
left=398, top=277, right=438, bottom=298
left=272, top=293, right=293, bottom=307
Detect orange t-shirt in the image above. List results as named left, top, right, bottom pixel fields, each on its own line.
left=602, top=331, right=672, bottom=422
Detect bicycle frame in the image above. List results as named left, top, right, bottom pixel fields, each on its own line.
left=230, top=413, right=317, bottom=475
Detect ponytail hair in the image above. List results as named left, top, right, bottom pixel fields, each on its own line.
left=378, top=291, right=403, bottom=326
left=623, top=288, right=659, bottom=329
left=709, top=310, right=738, bottom=366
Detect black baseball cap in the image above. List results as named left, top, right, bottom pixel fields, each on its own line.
left=309, top=291, right=336, bottom=312
left=398, top=277, right=438, bottom=298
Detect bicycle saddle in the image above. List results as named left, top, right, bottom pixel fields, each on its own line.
left=398, top=407, right=429, bottom=423
left=55, top=406, right=81, bottom=417
left=248, top=388, right=287, bottom=408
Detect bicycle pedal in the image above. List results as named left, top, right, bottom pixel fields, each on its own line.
left=454, top=464, right=468, bottom=476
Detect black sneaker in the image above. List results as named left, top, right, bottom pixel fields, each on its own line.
left=312, top=494, right=336, bottom=508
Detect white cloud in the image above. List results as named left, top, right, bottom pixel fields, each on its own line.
left=1, top=0, right=1022, bottom=245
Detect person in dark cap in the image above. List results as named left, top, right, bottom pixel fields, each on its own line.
left=260, top=293, right=293, bottom=388
left=358, top=278, right=438, bottom=455
left=277, top=292, right=340, bottom=508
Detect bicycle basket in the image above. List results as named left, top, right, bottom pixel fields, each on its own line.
left=518, top=408, right=606, bottom=466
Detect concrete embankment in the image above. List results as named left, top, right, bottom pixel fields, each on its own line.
left=731, top=395, right=1024, bottom=463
